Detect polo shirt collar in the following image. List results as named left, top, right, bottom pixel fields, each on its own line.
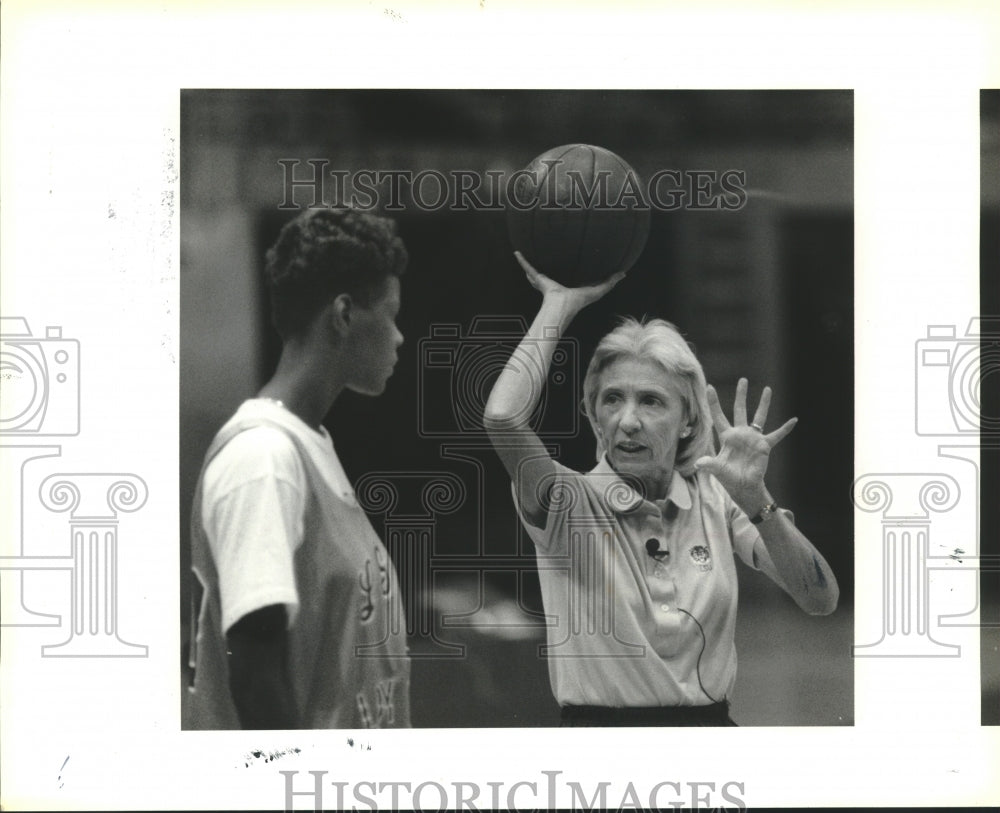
left=589, top=454, right=692, bottom=514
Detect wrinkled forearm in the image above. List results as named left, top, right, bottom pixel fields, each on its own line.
left=756, top=511, right=839, bottom=615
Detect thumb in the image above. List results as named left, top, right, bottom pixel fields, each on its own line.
left=693, top=455, right=718, bottom=473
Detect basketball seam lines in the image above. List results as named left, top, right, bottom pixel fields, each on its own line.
left=610, top=151, right=640, bottom=277
left=529, top=144, right=581, bottom=276
left=572, top=145, right=596, bottom=284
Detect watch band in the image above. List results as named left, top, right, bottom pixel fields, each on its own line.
left=750, top=502, right=778, bottom=525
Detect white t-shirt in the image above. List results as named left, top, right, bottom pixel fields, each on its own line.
left=184, top=399, right=411, bottom=729
left=200, top=402, right=354, bottom=634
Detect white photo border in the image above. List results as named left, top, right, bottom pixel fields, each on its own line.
left=1, top=1, right=998, bottom=810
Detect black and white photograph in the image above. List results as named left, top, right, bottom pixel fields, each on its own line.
left=1, top=2, right=998, bottom=811
left=179, top=89, right=854, bottom=731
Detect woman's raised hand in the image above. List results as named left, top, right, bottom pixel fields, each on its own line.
left=515, top=251, right=626, bottom=312
left=694, top=378, right=797, bottom=511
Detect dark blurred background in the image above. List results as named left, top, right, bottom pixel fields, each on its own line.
left=981, top=89, right=999, bottom=726
left=180, top=89, right=856, bottom=725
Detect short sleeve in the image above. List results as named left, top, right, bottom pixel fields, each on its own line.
left=201, top=427, right=306, bottom=634
left=509, top=461, right=586, bottom=554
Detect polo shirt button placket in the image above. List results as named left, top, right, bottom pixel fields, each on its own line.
left=656, top=511, right=672, bottom=577
left=643, top=523, right=670, bottom=577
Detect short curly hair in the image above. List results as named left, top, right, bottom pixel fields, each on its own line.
left=264, top=207, right=408, bottom=339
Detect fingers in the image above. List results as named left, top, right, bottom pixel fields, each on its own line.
left=513, top=250, right=536, bottom=274
left=765, top=416, right=797, bottom=446
left=712, top=379, right=788, bottom=440
left=751, top=385, right=772, bottom=430
left=514, top=251, right=544, bottom=286
left=515, top=250, right=627, bottom=299
left=733, top=377, right=748, bottom=426
left=705, top=384, right=731, bottom=433
left=515, top=251, right=559, bottom=297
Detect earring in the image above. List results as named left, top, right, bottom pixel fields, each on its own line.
left=680, top=426, right=692, bottom=438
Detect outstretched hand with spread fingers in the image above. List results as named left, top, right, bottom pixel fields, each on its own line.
left=694, top=378, right=797, bottom=510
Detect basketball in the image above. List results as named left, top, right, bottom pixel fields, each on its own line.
left=506, top=144, right=651, bottom=287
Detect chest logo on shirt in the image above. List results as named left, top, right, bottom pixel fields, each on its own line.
left=359, top=547, right=391, bottom=622
left=689, top=544, right=713, bottom=571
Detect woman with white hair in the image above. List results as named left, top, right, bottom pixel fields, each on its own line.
left=484, top=253, right=839, bottom=726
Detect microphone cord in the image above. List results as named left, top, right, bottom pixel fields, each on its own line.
left=645, top=539, right=725, bottom=706
left=675, top=606, right=722, bottom=705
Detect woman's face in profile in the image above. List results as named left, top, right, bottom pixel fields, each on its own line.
left=593, top=356, right=689, bottom=497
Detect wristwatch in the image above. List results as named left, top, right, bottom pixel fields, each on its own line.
left=749, top=502, right=778, bottom=525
